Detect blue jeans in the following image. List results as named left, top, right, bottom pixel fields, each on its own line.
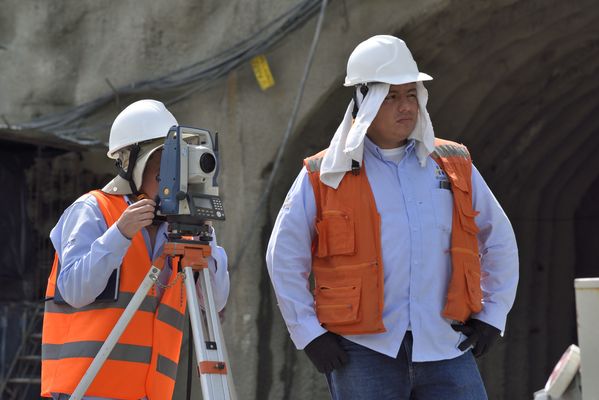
left=325, top=332, right=487, bottom=400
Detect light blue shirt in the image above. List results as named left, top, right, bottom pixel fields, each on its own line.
left=49, top=193, right=230, bottom=400
left=266, top=137, right=518, bottom=362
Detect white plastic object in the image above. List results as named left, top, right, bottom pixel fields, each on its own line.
left=344, top=35, right=433, bottom=87
left=107, top=99, right=177, bottom=159
left=574, top=278, right=599, bottom=400
left=544, top=344, right=581, bottom=397
left=533, top=389, right=550, bottom=400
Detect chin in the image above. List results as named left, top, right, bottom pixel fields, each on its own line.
left=392, top=133, right=411, bottom=142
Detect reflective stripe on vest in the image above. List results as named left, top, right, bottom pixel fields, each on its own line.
left=41, top=190, right=187, bottom=399
left=44, top=292, right=159, bottom=314
left=43, top=294, right=184, bottom=333
left=303, top=139, right=482, bottom=336
left=42, top=342, right=152, bottom=363
left=157, top=354, right=179, bottom=380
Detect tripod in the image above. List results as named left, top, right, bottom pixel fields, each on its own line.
left=70, top=226, right=236, bottom=400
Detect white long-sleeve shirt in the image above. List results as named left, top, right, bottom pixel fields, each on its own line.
left=266, top=137, right=518, bottom=362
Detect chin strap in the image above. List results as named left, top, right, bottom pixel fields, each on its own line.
left=351, top=84, right=370, bottom=119
left=115, top=144, right=141, bottom=195
left=350, top=85, right=369, bottom=175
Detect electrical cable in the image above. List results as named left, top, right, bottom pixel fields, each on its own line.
left=0, top=0, right=324, bottom=146
left=231, top=0, right=328, bottom=270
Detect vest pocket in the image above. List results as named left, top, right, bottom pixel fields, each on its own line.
left=314, top=278, right=361, bottom=325
left=315, top=209, right=355, bottom=257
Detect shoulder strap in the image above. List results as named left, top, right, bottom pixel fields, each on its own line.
left=305, top=156, right=324, bottom=173
left=89, top=190, right=128, bottom=226
left=433, top=138, right=471, bottom=160
left=303, top=150, right=328, bottom=221
left=432, top=138, right=472, bottom=192
left=304, top=149, right=327, bottom=173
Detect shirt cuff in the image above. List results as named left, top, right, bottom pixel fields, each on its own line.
left=287, top=318, right=328, bottom=350
left=209, top=241, right=226, bottom=270
left=104, top=223, right=133, bottom=255
left=472, top=305, right=508, bottom=334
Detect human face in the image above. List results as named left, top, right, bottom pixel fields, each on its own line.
left=138, top=149, right=162, bottom=199
left=366, top=83, right=419, bottom=148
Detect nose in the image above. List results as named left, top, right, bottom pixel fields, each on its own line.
left=397, top=97, right=411, bottom=113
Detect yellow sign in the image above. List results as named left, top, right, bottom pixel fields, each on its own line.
left=250, top=55, right=275, bottom=91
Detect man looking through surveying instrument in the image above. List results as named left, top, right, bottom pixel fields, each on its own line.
left=41, top=99, right=230, bottom=399
left=266, top=35, right=518, bottom=399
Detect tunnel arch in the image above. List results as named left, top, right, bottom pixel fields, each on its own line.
left=266, top=0, right=599, bottom=398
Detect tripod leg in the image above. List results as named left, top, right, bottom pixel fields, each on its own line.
left=184, top=267, right=236, bottom=400
left=198, top=268, right=237, bottom=400
left=184, top=266, right=216, bottom=400
left=70, top=266, right=162, bottom=400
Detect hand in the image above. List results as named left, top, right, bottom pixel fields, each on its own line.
left=452, top=319, right=500, bottom=358
left=116, top=199, right=156, bottom=239
left=304, top=332, right=348, bottom=374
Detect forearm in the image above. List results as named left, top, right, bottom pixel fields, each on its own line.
left=58, top=223, right=131, bottom=308
left=472, top=244, right=519, bottom=331
left=267, top=240, right=327, bottom=348
left=187, top=225, right=230, bottom=312
left=194, top=241, right=230, bottom=312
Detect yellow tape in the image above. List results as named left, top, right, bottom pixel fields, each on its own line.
left=250, top=55, right=275, bottom=91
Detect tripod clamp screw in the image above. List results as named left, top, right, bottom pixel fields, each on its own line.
left=149, top=267, right=161, bottom=282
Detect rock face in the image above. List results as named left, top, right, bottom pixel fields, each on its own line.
left=1, top=0, right=599, bottom=398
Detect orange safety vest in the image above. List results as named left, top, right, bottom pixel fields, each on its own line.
left=304, top=138, right=482, bottom=336
left=41, top=190, right=186, bottom=399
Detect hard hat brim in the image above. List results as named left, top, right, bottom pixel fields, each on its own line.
left=343, top=72, right=433, bottom=87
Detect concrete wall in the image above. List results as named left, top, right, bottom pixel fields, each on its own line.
left=2, top=0, right=599, bottom=398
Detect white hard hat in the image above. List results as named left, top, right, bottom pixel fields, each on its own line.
left=344, top=35, right=432, bottom=87
left=107, top=99, right=177, bottom=159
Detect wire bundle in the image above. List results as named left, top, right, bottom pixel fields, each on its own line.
left=2, top=0, right=324, bottom=145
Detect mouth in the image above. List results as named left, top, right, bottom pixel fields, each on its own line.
left=396, top=117, right=413, bottom=123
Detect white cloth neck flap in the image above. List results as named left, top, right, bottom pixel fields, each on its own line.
left=320, top=82, right=435, bottom=189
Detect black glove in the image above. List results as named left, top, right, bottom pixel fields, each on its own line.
left=304, top=332, right=348, bottom=373
left=452, top=319, right=500, bottom=358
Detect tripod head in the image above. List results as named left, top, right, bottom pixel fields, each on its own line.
left=165, top=215, right=213, bottom=244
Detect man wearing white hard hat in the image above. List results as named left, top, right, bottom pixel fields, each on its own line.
left=41, top=100, right=230, bottom=399
left=266, top=36, right=518, bottom=399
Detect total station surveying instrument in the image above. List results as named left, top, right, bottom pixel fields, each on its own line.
left=70, top=126, right=237, bottom=400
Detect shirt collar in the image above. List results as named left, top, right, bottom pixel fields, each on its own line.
left=363, top=135, right=415, bottom=162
